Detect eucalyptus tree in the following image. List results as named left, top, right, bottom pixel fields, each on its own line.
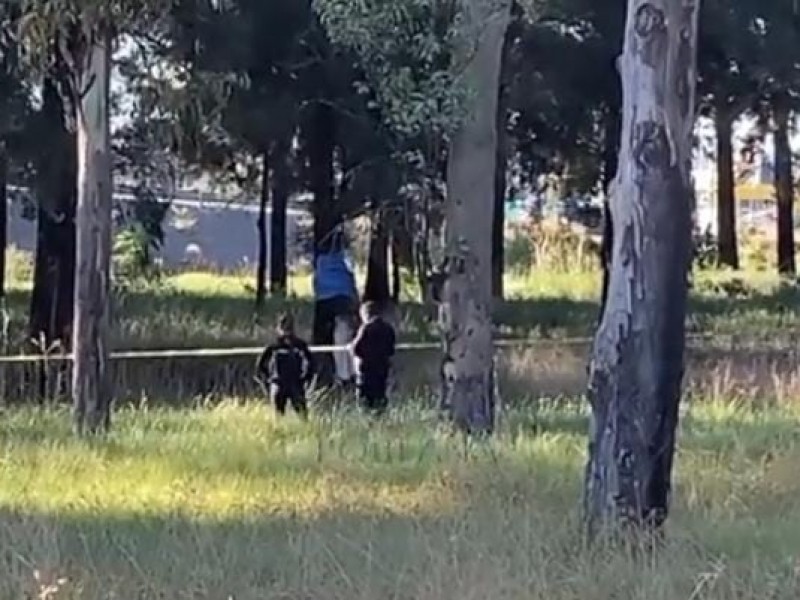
left=585, top=0, right=700, bottom=533
left=16, top=0, right=175, bottom=434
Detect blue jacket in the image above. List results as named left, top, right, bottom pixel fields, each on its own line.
left=314, top=251, right=358, bottom=301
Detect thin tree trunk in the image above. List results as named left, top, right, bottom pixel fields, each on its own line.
left=364, top=210, right=390, bottom=306
left=270, top=138, right=290, bottom=296
left=585, top=0, right=700, bottom=534
left=0, top=143, right=7, bottom=301
left=491, top=22, right=514, bottom=302
left=72, top=29, right=113, bottom=436
left=255, top=149, right=269, bottom=310
left=30, top=77, right=76, bottom=353
left=391, top=233, right=402, bottom=303
left=715, top=108, right=739, bottom=269
left=440, top=0, right=512, bottom=435
left=774, top=97, right=795, bottom=276
left=600, top=104, right=621, bottom=318
left=307, top=103, right=338, bottom=384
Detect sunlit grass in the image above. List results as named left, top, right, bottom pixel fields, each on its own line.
left=1, top=400, right=800, bottom=598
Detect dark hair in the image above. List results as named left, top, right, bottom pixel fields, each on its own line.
left=277, top=312, right=294, bottom=334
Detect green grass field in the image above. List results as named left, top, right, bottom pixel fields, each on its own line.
left=5, top=262, right=800, bottom=352
left=3, top=254, right=800, bottom=598
left=1, top=400, right=799, bottom=599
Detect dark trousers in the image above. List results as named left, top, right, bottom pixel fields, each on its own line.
left=358, top=367, right=389, bottom=413
left=270, top=385, right=307, bottom=417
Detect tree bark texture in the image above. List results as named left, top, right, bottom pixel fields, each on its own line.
left=715, top=108, right=739, bottom=269
left=72, top=30, right=113, bottom=436
left=255, top=149, right=269, bottom=309
left=774, top=97, right=795, bottom=276
left=270, top=138, right=291, bottom=296
left=30, top=78, right=76, bottom=352
left=440, top=0, right=512, bottom=435
left=585, top=0, right=699, bottom=534
left=364, top=210, right=390, bottom=306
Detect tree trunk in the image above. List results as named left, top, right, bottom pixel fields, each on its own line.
left=309, top=104, right=338, bottom=259
left=72, top=30, right=113, bottom=436
left=492, top=23, right=514, bottom=302
left=774, top=97, right=795, bottom=276
left=30, top=78, right=76, bottom=353
left=600, top=105, right=621, bottom=318
left=440, top=0, right=512, bottom=435
left=715, top=108, right=739, bottom=269
left=255, top=149, right=269, bottom=309
left=364, top=210, right=390, bottom=306
left=391, top=233, right=402, bottom=303
left=307, top=103, right=338, bottom=384
left=270, top=138, right=290, bottom=296
left=0, top=143, right=7, bottom=301
left=585, top=0, right=700, bottom=534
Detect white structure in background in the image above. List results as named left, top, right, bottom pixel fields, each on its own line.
left=5, top=186, right=311, bottom=271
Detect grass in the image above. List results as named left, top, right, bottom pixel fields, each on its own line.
left=4, top=263, right=800, bottom=352
left=1, top=400, right=800, bottom=598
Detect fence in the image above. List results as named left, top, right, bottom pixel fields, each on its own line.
left=1, top=333, right=799, bottom=406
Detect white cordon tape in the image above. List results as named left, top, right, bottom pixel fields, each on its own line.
left=0, top=333, right=722, bottom=364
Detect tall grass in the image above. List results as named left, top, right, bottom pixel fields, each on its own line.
left=0, top=400, right=799, bottom=598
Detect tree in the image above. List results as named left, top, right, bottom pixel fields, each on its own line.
left=17, top=1, right=174, bottom=433
left=697, top=0, right=759, bottom=270
left=439, top=0, right=512, bottom=434
left=773, top=92, right=795, bottom=275
left=28, top=75, right=76, bottom=356
left=0, top=3, right=31, bottom=305
left=584, top=0, right=700, bottom=533
left=269, top=138, right=292, bottom=295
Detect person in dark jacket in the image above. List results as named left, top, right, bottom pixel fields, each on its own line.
left=256, top=313, right=314, bottom=418
left=351, top=301, right=396, bottom=413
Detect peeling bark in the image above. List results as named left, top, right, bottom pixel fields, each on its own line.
left=715, top=108, right=738, bottom=269
left=440, top=0, right=512, bottom=435
left=585, top=0, right=699, bottom=534
left=72, top=28, right=113, bottom=436
left=774, top=96, right=795, bottom=277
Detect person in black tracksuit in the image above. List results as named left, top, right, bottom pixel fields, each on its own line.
left=256, top=314, right=314, bottom=418
left=351, top=301, right=396, bottom=413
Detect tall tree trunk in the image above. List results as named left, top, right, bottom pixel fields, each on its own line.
left=715, top=107, right=739, bottom=269
left=309, top=104, right=338, bottom=259
left=600, top=104, right=621, bottom=318
left=774, top=97, right=795, bottom=276
left=585, top=0, right=700, bottom=534
left=270, top=138, right=290, bottom=296
left=255, top=149, right=269, bottom=310
left=30, top=78, right=76, bottom=353
left=391, top=233, right=402, bottom=303
left=72, top=30, right=113, bottom=436
left=491, top=23, right=514, bottom=302
left=364, top=210, right=390, bottom=306
left=440, top=0, right=512, bottom=435
left=307, top=103, right=339, bottom=384
left=0, top=143, right=7, bottom=301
